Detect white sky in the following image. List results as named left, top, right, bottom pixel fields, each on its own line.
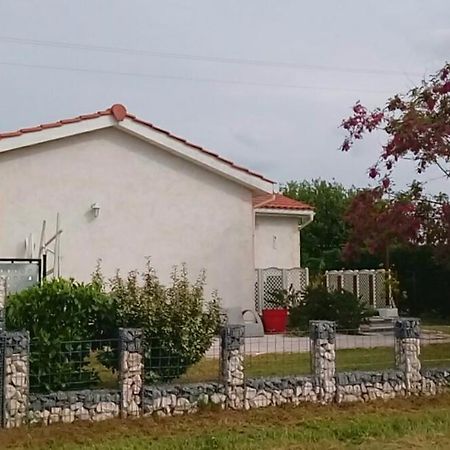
left=0, top=0, right=449, bottom=194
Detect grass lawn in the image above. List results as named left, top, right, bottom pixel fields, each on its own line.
left=177, top=342, right=450, bottom=382
left=90, top=342, right=450, bottom=386
left=2, top=391, right=450, bottom=449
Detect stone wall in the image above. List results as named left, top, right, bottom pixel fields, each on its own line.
left=310, top=320, right=336, bottom=403
left=1, top=321, right=450, bottom=428
left=119, top=328, right=144, bottom=418
left=27, top=389, right=120, bottom=425
left=3, top=331, right=29, bottom=428
left=143, top=383, right=226, bottom=416
left=220, top=325, right=245, bottom=409
left=138, top=368, right=450, bottom=416
left=394, top=318, right=422, bottom=392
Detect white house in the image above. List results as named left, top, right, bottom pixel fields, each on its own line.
left=0, top=104, right=313, bottom=309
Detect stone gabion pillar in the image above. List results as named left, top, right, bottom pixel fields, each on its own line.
left=394, top=318, right=421, bottom=393
left=0, top=278, right=6, bottom=331
left=119, top=328, right=144, bottom=418
left=220, top=325, right=245, bottom=410
left=3, top=331, right=29, bottom=428
left=310, top=320, right=336, bottom=403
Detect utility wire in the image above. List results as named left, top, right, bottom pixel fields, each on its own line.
left=0, top=35, right=422, bottom=78
left=0, top=60, right=394, bottom=94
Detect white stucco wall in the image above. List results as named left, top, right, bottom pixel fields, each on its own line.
left=254, top=215, right=300, bottom=268
left=0, top=128, right=255, bottom=309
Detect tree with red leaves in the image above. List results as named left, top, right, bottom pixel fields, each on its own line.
left=341, top=63, right=450, bottom=267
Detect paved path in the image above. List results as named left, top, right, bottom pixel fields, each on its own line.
left=206, top=331, right=449, bottom=357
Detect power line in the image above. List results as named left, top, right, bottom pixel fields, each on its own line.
left=0, top=60, right=394, bottom=94
left=0, top=35, right=423, bottom=78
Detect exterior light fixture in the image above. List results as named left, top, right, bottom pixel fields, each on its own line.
left=91, top=203, right=101, bottom=218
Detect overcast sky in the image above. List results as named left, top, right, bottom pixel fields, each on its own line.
left=1, top=1, right=449, bottom=193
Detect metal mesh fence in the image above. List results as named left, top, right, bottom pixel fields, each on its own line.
left=420, top=328, right=450, bottom=369
left=29, top=338, right=119, bottom=393
left=335, top=330, right=395, bottom=372
left=244, top=334, right=311, bottom=378
left=142, top=337, right=221, bottom=384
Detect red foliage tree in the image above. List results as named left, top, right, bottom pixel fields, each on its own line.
left=341, top=64, right=450, bottom=266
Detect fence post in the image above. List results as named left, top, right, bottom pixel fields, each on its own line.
left=0, top=278, right=6, bottom=331
left=310, top=320, right=336, bottom=403
left=1, top=331, right=29, bottom=428
left=119, top=328, right=144, bottom=418
left=220, top=325, right=245, bottom=410
left=394, top=318, right=421, bottom=393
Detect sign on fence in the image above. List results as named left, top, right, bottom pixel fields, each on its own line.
left=0, top=259, right=41, bottom=295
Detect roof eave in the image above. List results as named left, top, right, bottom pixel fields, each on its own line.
left=0, top=116, right=116, bottom=153
left=254, top=208, right=315, bottom=218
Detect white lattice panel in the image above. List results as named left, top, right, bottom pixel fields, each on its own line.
left=326, top=269, right=389, bottom=309
left=254, top=267, right=310, bottom=313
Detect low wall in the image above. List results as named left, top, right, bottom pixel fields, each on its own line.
left=1, top=320, right=449, bottom=428
left=138, top=368, right=450, bottom=418
left=28, top=390, right=121, bottom=425
left=143, top=383, right=226, bottom=416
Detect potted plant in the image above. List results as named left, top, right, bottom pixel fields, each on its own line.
left=262, top=284, right=301, bottom=333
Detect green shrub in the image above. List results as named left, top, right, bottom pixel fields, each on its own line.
left=6, top=278, right=116, bottom=392
left=289, top=286, right=374, bottom=331
left=108, top=264, right=221, bottom=383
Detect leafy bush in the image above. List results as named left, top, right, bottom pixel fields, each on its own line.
left=289, top=286, right=374, bottom=331
left=6, top=278, right=116, bottom=392
left=108, top=264, right=221, bottom=383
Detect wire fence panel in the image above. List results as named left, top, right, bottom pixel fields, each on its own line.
left=143, top=337, right=221, bottom=385
left=335, top=330, right=395, bottom=372
left=244, top=334, right=311, bottom=378
left=420, top=329, right=450, bottom=370
left=29, top=338, right=119, bottom=393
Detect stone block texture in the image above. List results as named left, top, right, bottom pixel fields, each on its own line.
left=119, top=328, right=144, bottom=418
left=394, top=318, right=421, bottom=392
left=310, top=320, right=336, bottom=403
left=3, top=331, right=29, bottom=428
left=220, top=325, right=245, bottom=409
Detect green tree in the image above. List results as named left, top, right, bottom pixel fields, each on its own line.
left=282, top=179, right=355, bottom=271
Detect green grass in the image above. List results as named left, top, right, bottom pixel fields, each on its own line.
left=178, top=342, right=450, bottom=383
left=3, top=392, right=450, bottom=449
left=90, top=342, right=450, bottom=387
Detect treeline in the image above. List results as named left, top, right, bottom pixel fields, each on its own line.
left=283, top=179, right=450, bottom=318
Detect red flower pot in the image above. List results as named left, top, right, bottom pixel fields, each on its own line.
left=261, top=308, right=288, bottom=334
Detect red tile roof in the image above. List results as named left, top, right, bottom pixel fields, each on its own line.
left=253, top=193, right=313, bottom=211
left=0, top=104, right=274, bottom=184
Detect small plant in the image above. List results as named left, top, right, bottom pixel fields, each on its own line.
left=289, top=285, right=374, bottom=331
left=266, top=284, right=301, bottom=309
